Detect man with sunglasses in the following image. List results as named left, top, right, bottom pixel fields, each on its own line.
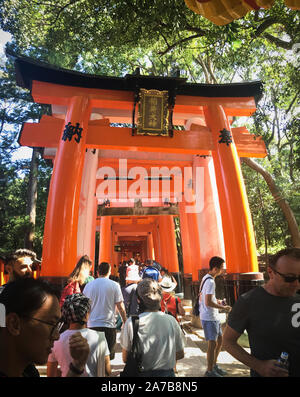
left=223, top=248, right=300, bottom=377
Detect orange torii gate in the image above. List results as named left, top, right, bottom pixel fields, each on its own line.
left=11, top=54, right=267, bottom=301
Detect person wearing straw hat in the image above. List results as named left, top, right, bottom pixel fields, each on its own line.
left=160, top=277, right=185, bottom=321
left=47, top=293, right=111, bottom=377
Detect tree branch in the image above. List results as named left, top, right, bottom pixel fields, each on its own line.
left=206, top=56, right=218, bottom=84
left=254, top=17, right=281, bottom=37
left=194, top=54, right=210, bottom=84
left=242, top=157, right=300, bottom=247
left=287, top=91, right=300, bottom=114
left=158, top=33, right=206, bottom=56
left=263, top=33, right=293, bottom=49
left=49, top=0, right=82, bottom=25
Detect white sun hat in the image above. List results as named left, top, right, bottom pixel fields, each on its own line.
left=159, top=276, right=176, bottom=292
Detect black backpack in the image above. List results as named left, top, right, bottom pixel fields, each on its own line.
left=192, top=276, right=213, bottom=316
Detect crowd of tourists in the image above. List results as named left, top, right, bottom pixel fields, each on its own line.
left=0, top=247, right=300, bottom=378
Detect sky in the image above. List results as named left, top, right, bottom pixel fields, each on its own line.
left=0, top=29, right=33, bottom=161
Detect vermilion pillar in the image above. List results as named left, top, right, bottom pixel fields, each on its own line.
left=178, top=201, right=193, bottom=275
left=99, top=216, right=112, bottom=265
left=90, top=196, right=98, bottom=267
left=187, top=210, right=202, bottom=281
left=147, top=232, right=155, bottom=260
left=204, top=105, right=258, bottom=273
left=41, top=96, right=91, bottom=279
left=111, top=231, right=119, bottom=276
left=179, top=201, right=193, bottom=299
left=159, top=216, right=179, bottom=273
left=151, top=223, right=161, bottom=263
left=158, top=216, right=168, bottom=267
left=77, top=148, right=99, bottom=263
left=193, top=155, right=225, bottom=266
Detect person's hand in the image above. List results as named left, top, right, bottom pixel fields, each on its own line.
left=69, top=332, right=90, bottom=371
left=223, top=305, right=231, bottom=313
left=256, top=359, right=289, bottom=377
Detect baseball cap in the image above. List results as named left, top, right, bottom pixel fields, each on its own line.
left=137, top=279, right=162, bottom=309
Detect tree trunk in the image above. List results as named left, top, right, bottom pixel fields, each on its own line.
left=242, top=157, right=300, bottom=248
left=25, top=148, right=39, bottom=250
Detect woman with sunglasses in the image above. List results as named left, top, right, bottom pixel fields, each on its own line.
left=223, top=248, right=300, bottom=378
left=0, top=278, right=89, bottom=377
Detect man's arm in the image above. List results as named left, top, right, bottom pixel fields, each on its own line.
left=222, top=325, right=288, bottom=377
left=116, top=301, right=127, bottom=324
left=176, top=350, right=184, bottom=361
left=122, top=348, right=129, bottom=363
left=105, top=355, right=111, bottom=376
left=46, top=361, right=59, bottom=377
left=205, top=294, right=231, bottom=312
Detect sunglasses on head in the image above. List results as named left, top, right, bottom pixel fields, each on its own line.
left=272, top=268, right=300, bottom=283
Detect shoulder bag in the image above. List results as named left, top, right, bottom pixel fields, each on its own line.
left=192, top=276, right=213, bottom=316
left=120, top=315, right=143, bottom=377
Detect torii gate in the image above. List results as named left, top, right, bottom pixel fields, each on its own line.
left=12, top=54, right=267, bottom=301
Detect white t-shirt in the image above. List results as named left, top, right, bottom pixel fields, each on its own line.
left=120, top=311, right=185, bottom=371
left=199, top=274, right=219, bottom=321
left=48, top=328, right=110, bottom=377
left=83, top=277, right=123, bottom=328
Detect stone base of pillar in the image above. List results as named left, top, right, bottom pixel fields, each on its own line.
left=191, top=280, right=200, bottom=304
left=224, top=272, right=265, bottom=307
left=182, top=273, right=192, bottom=300
left=171, top=272, right=182, bottom=294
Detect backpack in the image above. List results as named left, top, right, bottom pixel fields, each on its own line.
left=119, top=315, right=143, bottom=377
left=126, top=285, right=139, bottom=316
left=142, top=266, right=159, bottom=281
left=192, top=276, right=213, bottom=316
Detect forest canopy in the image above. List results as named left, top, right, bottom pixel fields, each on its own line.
left=0, top=0, right=299, bottom=259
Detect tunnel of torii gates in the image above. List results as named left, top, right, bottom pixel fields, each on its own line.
left=7, top=54, right=269, bottom=301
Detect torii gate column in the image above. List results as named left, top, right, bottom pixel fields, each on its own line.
left=77, top=148, right=99, bottom=265
left=159, top=215, right=180, bottom=290
left=204, top=105, right=263, bottom=304
left=178, top=201, right=193, bottom=299
left=41, top=96, right=91, bottom=284
left=99, top=216, right=112, bottom=265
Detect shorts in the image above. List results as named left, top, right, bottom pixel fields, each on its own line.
left=201, top=320, right=222, bottom=341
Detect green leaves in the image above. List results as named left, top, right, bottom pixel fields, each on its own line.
left=0, top=0, right=299, bottom=253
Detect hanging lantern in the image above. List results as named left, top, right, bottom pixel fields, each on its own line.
left=285, top=0, right=300, bottom=9
left=185, top=0, right=299, bottom=26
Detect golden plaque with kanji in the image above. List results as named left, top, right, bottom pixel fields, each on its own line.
left=137, top=88, right=169, bottom=136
